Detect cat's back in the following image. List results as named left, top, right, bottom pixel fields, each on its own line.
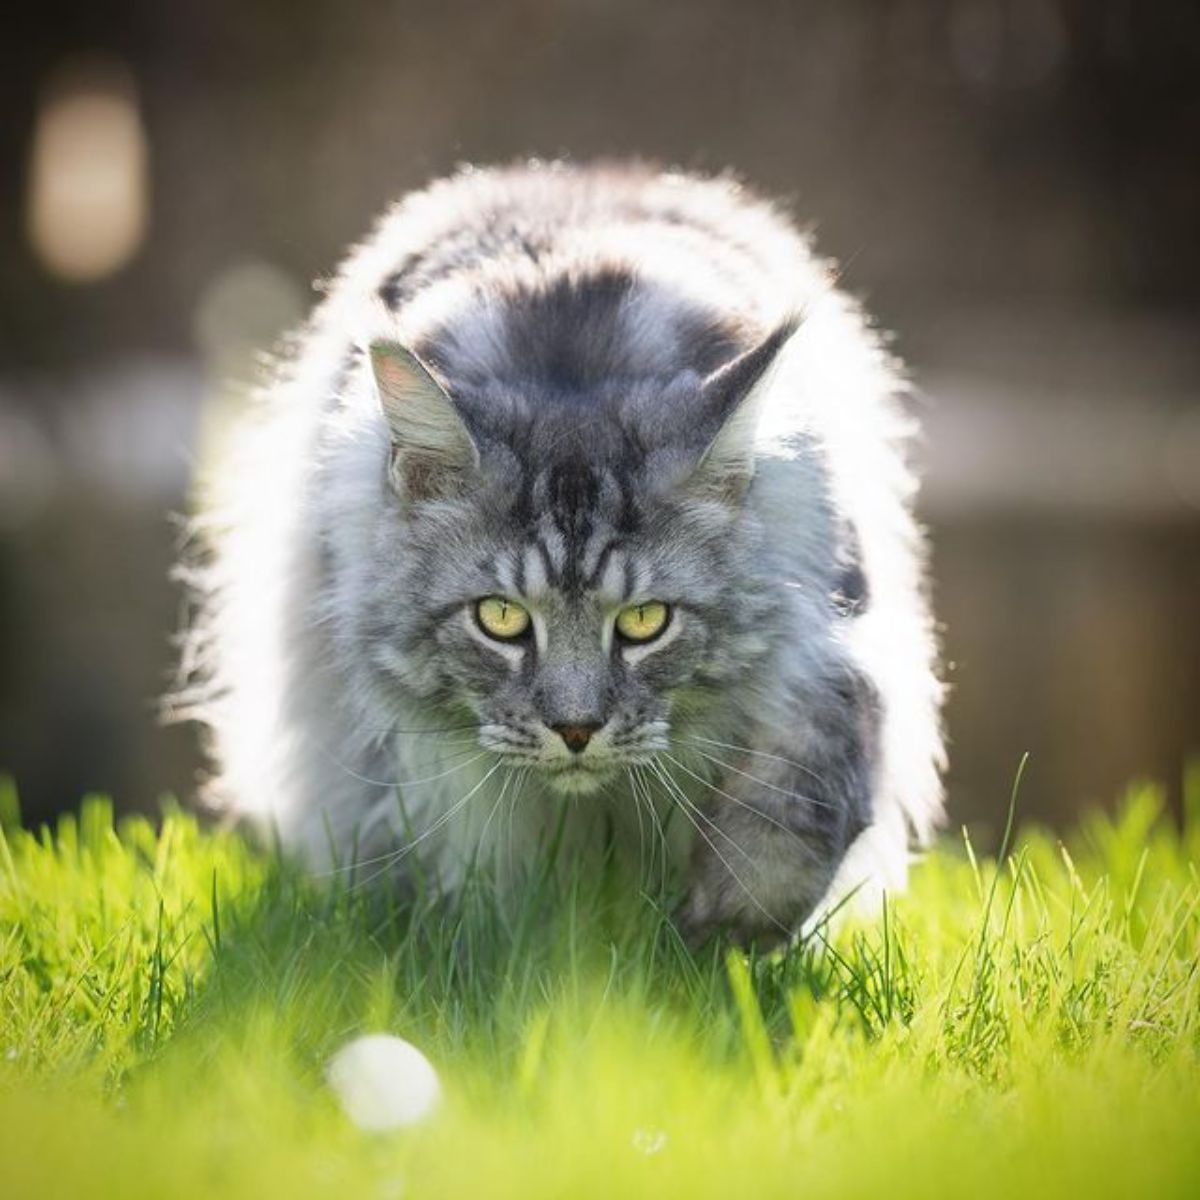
left=334, top=162, right=826, bottom=388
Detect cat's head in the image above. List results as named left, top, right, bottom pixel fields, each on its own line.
left=356, top=323, right=798, bottom=793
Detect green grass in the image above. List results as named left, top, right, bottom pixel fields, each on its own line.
left=2, top=772, right=1199, bottom=1199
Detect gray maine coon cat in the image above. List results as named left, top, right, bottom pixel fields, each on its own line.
left=174, top=161, right=944, bottom=943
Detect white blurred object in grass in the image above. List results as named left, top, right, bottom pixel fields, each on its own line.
left=326, top=1034, right=441, bottom=1132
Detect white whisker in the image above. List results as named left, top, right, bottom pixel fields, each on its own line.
left=321, top=745, right=487, bottom=790
left=675, top=732, right=828, bottom=786
left=650, top=760, right=756, bottom=867
left=676, top=744, right=837, bottom=813
left=648, top=760, right=789, bottom=938
left=323, top=759, right=504, bottom=886
left=626, top=766, right=649, bottom=887
left=661, top=750, right=811, bottom=850
left=472, top=764, right=517, bottom=873
left=634, top=766, right=671, bottom=896
left=505, top=766, right=528, bottom=884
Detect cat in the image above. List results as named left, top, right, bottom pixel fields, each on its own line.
left=172, top=160, right=945, bottom=944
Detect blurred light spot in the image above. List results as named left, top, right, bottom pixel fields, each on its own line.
left=193, top=260, right=305, bottom=379
left=1163, top=408, right=1200, bottom=512
left=57, top=360, right=204, bottom=499
left=191, top=260, right=305, bottom=491
left=631, top=1128, right=669, bottom=1156
left=26, top=55, right=149, bottom=283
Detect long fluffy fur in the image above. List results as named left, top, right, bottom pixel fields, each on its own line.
left=171, top=161, right=944, bottom=939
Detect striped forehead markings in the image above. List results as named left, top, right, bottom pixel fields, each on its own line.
left=486, top=459, right=647, bottom=599
left=520, top=540, right=551, bottom=594
left=582, top=536, right=620, bottom=589
left=536, top=519, right=568, bottom=573
left=493, top=529, right=632, bottom=603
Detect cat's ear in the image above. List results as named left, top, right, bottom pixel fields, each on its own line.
left=684, top=318, right=798, bottom=502
left=369, top=339, right=480, bottom=502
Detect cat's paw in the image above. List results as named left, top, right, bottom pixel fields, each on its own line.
left=673, top=890, right=723, bottom=951
left=674, top=885, right=791, bottom=952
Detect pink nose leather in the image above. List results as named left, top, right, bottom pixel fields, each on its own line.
left=553, top=724, right=599, bottom=753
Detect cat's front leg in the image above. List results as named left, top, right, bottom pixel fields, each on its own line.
left=675, top=669, right=880, bottom=947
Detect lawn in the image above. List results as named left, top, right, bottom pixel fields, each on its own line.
left=1, top=771, right=1198, bottom=1199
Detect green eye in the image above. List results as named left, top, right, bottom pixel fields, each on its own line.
left=475, top=596, right=531, bottom=641
left=615, top=601, right=670, bottom=643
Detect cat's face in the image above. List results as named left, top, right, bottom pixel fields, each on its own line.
left=357, top=329, right=792, bottom=790
left=359, top=419, right=771, bottom=795
left=402, top=487, right=753, bottom=794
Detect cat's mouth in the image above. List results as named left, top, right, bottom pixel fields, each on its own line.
left=478, top=720, right=668, bottom=791
left=490, top=749, right=621, bottom=795
left=490, top=748, right=659, bottom=796
left=540, top=758, right=613, bottom=795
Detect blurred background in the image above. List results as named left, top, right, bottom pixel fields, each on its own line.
left=1, top=0, right=1198, bottom=838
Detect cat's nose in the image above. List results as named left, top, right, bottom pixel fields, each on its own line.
left=551, top=722, right=601, bottom=753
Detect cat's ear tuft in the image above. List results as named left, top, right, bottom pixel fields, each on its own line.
left=369, top=339, right=480, bottom=503
left=684, top=318, right=798, bottom=503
